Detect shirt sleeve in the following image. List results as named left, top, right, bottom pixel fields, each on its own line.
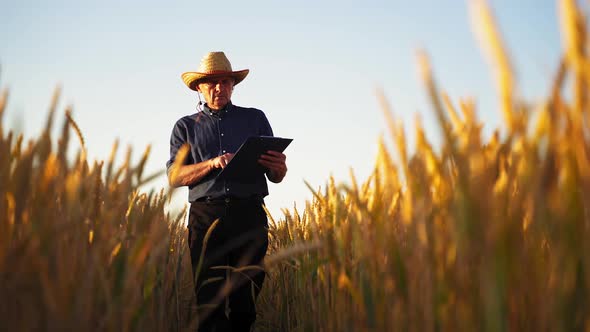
left=166, top=118, right=193, bottom=171
left=258, top=111, right=274, bottom=137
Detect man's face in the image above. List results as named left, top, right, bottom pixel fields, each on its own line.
left=197, top=76, right=235, bottom=110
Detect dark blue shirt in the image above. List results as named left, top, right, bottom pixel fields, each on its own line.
left=167, top=102, right=274, bottom=202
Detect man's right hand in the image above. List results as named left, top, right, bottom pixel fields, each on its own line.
left=211, top=153, right=235, bottom=169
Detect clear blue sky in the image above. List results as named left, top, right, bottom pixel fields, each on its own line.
left=1, top=0, right=562, bottom=218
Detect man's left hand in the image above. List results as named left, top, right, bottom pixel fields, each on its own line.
left=259, top=150, right=287, bottom=183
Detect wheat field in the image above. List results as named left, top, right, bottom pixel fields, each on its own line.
left=2, top=0, right=590, bottom=331
left=256, top=1, right=590, bottom=331
left=0, top=87, right=199, bottom=330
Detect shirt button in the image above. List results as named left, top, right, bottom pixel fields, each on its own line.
left=222, top=150, right=226, bottom=153
left=226, top=188, right=230, bottom=191
left=221, top=133, right=224, bottom=136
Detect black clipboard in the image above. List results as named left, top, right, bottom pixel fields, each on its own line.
left=217, top=136, right=293, bottom=181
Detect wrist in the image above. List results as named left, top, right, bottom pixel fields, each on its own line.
left=270, top=169, right=285, bottom=182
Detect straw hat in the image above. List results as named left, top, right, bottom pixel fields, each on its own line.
left=181, top=52, right=249, bottom=91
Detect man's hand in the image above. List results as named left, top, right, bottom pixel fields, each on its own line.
left=259, top=150, right=287, bottom=183
left=212, top=153, right=235, bottom=169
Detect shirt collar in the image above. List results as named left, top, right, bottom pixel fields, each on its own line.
left=203, top=101, right=233, bottom=117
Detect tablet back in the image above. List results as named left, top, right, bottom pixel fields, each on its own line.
left=217, top=136, right=293, bottom=182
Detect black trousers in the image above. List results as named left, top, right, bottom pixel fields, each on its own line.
left=188, top=197, right=268, bottom=332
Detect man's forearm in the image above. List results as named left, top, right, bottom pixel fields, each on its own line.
left=168, top=153, right=233, bottom=188
left=168, top=160, right=214, bottom=187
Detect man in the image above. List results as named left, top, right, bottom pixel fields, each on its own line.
left=166, top=51, right=287, bottom=332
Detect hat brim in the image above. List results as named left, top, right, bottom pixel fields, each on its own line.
left=181, top=69, right=249, bottom=91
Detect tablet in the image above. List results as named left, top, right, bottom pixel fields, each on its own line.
left=217, top=136, right=293, bottom=181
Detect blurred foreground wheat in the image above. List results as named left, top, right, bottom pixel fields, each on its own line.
left=257, top=1, right=590, bottom=331
left=0, top=88, right=196, bottom=331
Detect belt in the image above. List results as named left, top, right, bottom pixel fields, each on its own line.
left=194, top=195, right=262, bottom=204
